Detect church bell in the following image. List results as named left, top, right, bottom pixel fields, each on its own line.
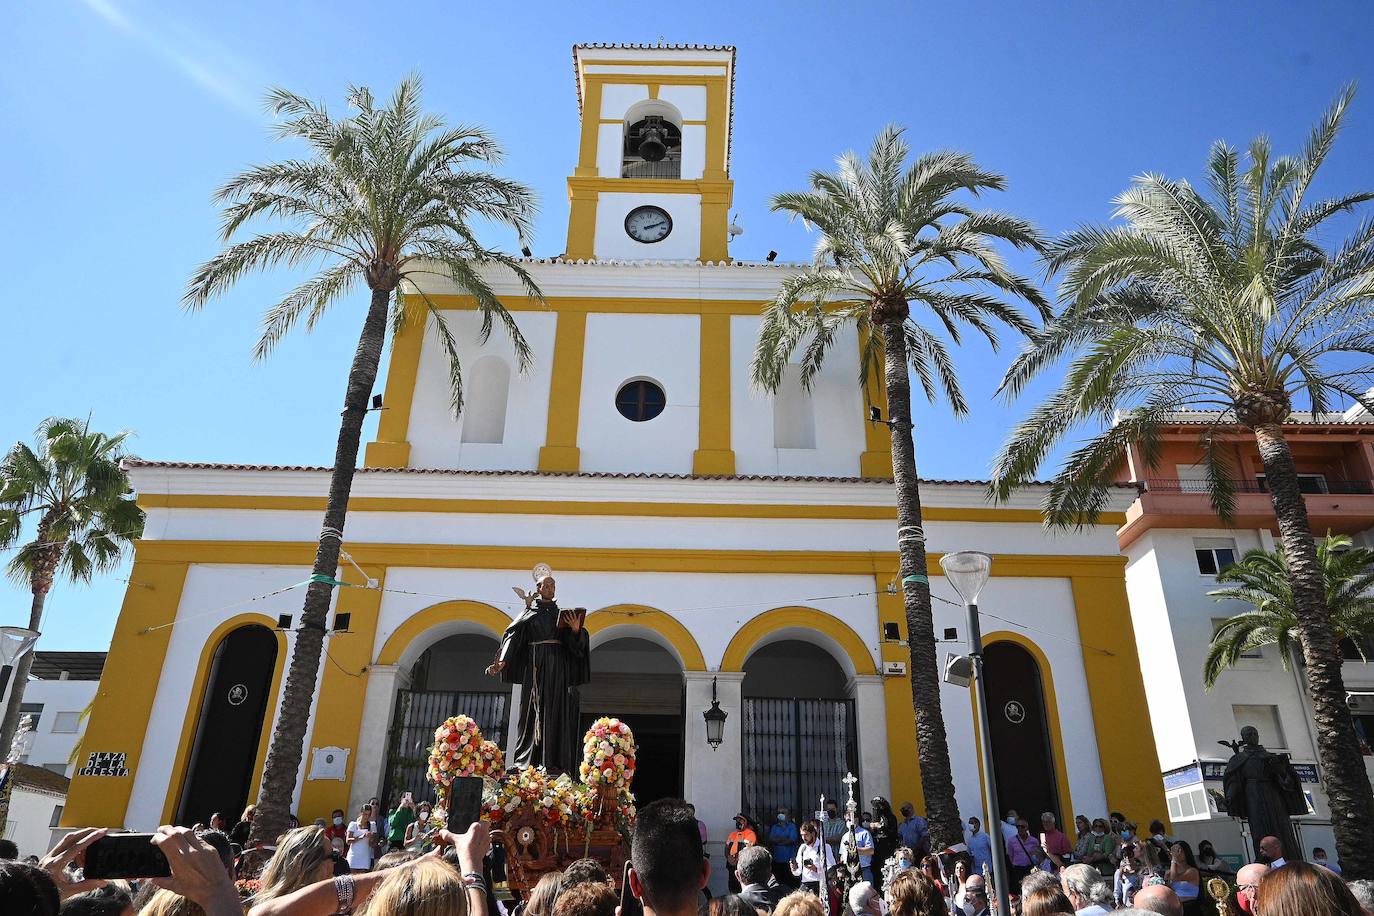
left=637, top=116, right=669, bottom=162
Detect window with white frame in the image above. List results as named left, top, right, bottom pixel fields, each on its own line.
left=1212, top=618, right=1263, bottom=658
left=51, top=711, right=82, bottom=734
left=1233, top=704, right=1287, bottom=750
left=1194, top=537, right=1238, bottom=575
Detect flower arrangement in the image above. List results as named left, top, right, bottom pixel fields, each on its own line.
left=478, top=739, right=505, bottom=779
left=579, top=717, right=636, bottom=789
left=427, top=715, right=485, bottom=786
left=234, top=878, right=260, bottom=900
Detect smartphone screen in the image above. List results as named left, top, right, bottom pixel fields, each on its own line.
left=83, top=833, right=171, bottom=879
left=447, top=775, right=484, bottom=834
left=620, top=859, right=643, bottom=916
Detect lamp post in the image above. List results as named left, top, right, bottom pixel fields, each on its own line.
left=703, top=676, right=727, bottom=750
left=0, top=627, right=40, bottom=716
left=939, top=551, right=1009, bottom=916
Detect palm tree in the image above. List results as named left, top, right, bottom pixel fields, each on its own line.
left=751, top=126, right=1049, bottom=848
left=185, top=76, right=542, bottom=848
left=1205, top=534, right=1374, bottom=688
left=0, top=418, right=143, bottom=764
left=990, top=87, right=1374, bottom=876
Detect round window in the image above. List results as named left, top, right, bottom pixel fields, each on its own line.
left=615, top=380, right=666, bottom=422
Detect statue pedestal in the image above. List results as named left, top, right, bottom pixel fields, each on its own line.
left=496, top=783, right=630, bottom=894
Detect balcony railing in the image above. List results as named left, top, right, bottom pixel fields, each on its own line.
left=621, top=156, right=682, bottom=179
left=1142, top=477, right=1374, bottom=495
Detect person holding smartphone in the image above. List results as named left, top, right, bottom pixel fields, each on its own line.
left=388, top=793, right=418, bottom=851
left=790, top=820, right=835, bottom=896
left=346, top=804, right=378, bottom=872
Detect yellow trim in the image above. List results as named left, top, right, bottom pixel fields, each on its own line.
left=577, top=58, right=730, bottom=69
left=859, top=328, right=894, bottom=478
left=703, top=75, right=728, bottom=180
left=875, top=571, right=923, bottom=813
left=130, top=541, right=1131, bottom=579
left=584, top=604, right=707, bottom=671
left=376, top=600, right=512, bottom=666
left=699, top=183, right=733, bottom=263
left=134, top=492, right=1126, bottom=525
left=693, top=313, right=735, bottom=474
left=566, top=184, right=599, bottom=260
left=62, top=556, right=188, bottom=828
left=968, top=631, right=1075, bottom=829
left=720, top=606, right=877, bottom=675
left=1069, top=575, right=1169, bottom=827
left=575, top=74, right=603, bottom=178
left=364, top=296, right=426, bottom=468
left=582, top=74, right=728, bottom=88
left=298, top=564, right=386, bottom=819
left=538, top=310, right=587, bottom=472
left=160, top=613, right=287, bottom=824
left=567, top=176, right=733, bottom=197
left=648, top=83, right=659, bottom=100
left=417, top=294, right=763, bottom=315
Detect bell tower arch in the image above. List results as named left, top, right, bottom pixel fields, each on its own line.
left=566, top=44, right=735, bottom=263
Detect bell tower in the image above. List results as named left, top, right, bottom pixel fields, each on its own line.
left=565, top=44, right=735, bottom=262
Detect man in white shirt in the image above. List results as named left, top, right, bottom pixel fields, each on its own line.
left=1000, top=809, right=1019, bottom=844
left=1259, top=835, right=1287, bottom=869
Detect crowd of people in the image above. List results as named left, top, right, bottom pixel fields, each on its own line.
left=2, top=797, right=1373, bottom=916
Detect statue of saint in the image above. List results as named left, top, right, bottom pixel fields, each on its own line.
left=1221, top=726, right=1308, bottom=862
left=486, top=571, right=590, bottom=776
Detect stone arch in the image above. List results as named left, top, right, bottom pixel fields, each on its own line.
left=977, top=630, right=1075, bottom=827
left=376, top=600, right=511, bottom=669
left=584, top=605, right=706, bottom=672
left=720, top=606, right=877, bottom=679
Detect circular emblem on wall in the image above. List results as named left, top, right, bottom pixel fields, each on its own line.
left=227, top=684, right=248, bottom=706
left=1003, top=700, right=1026, bottom=724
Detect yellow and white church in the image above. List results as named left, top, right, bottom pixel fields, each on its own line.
left=64, top=44, right=1164, bottom=878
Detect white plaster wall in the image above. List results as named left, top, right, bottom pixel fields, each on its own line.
left=406, top=310, right=557, bottom=471
left=1128, top=529, right=1318, bottom=770
left=6, top=679, right=99, bottom=775
left=125, top=564, right=328, bottom=830
left=730, top=316, right=867, bottom=477
left=656, top=85, right=706, bottom=120
left=594, top=192, right=702, bottom=261
left=930, top=575, right=1108, bottom=825
left=596, top=123, right=623, bottom=178
left=678, top=125, right=706, bottom=180
left=1123, top=539, right=1195, bottom=772
left=599, top=84, right=653, bottom=121
left=3, top=787, right=62, bottom=858
left=374, top=567, right=882, bottom=675
left=139, top=508, right=1123, bottom=561
left=578, top=313, right=700, bottom=473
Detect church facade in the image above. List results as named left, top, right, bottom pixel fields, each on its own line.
left=64, top=44, right=1163, bottom=879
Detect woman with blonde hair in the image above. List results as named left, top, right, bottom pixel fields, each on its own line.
left=773, top=890, right=825, bottom=916
left=360, top=856, right=472, bottom=916
left=253, top=825, right=334, bottom=904
left=523, top=872, right=568, bottom=916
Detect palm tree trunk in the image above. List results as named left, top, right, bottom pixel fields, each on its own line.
left=879, top=313, right=963, bottom=850
left=0, top=588, right=46, bottom=761
left=248, top=286, right=393, bottom=852
left=1254, top=422, right=1374, bottom=878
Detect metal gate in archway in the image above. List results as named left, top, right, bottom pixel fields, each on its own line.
left=742, top=698, right=858, bottom=824
left=382, top=689, right=509, bottom=806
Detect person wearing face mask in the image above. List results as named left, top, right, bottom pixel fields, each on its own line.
left=769, top=807, right=801, bottom=888
left=726, top=813, right=759, bottom=893
left=323, top=808, right=348, bottom=853
left=404, top=802, right=434, bottom=847
left=964, top=817, right=993, bottom=882
left=1311, top=845, right=1340, bottom=874
left=821, top=801, right=845, bottom=856
left=1080, top=819, right=1115, bottom=879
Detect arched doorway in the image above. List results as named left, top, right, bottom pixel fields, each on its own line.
left=741, top=640, right=858, bottom=823
left=582, top=637, right=684, bottom=804
left=174, top=624, right=277, bottom=825
left=983, top=641, right=1060, bottom=825
left=383, top=633, right=513, bottom=807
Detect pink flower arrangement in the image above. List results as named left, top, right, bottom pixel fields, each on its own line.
left=477, top=739, right=505, bottom=779
left=427, top=715, right=484, bottom=786
left=579, top=717, right=636, bottom=788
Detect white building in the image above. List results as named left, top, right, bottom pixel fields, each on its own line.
left=2, top=651, right=104, bottom=776
left=64, top=45, right=1164, bottom=886
left=1116, top=413, right=1374, bottom=864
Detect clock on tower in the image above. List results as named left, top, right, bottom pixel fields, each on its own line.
left=564, top=45, right=734, bottom=263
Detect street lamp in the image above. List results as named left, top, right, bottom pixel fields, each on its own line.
left=703, top=677, right=727, bottom=750
left=939, top=551, right=1009, bottom=916
left=0, top=627, right=40, bottom=703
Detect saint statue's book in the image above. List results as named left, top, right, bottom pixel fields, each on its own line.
left=558, top=607, right=587, bottom=629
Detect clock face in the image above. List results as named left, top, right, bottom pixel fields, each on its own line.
left=624, top=206, right=673, bottom=244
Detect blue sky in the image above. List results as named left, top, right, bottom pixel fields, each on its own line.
left=3, top=0, right=1374, bottom=650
